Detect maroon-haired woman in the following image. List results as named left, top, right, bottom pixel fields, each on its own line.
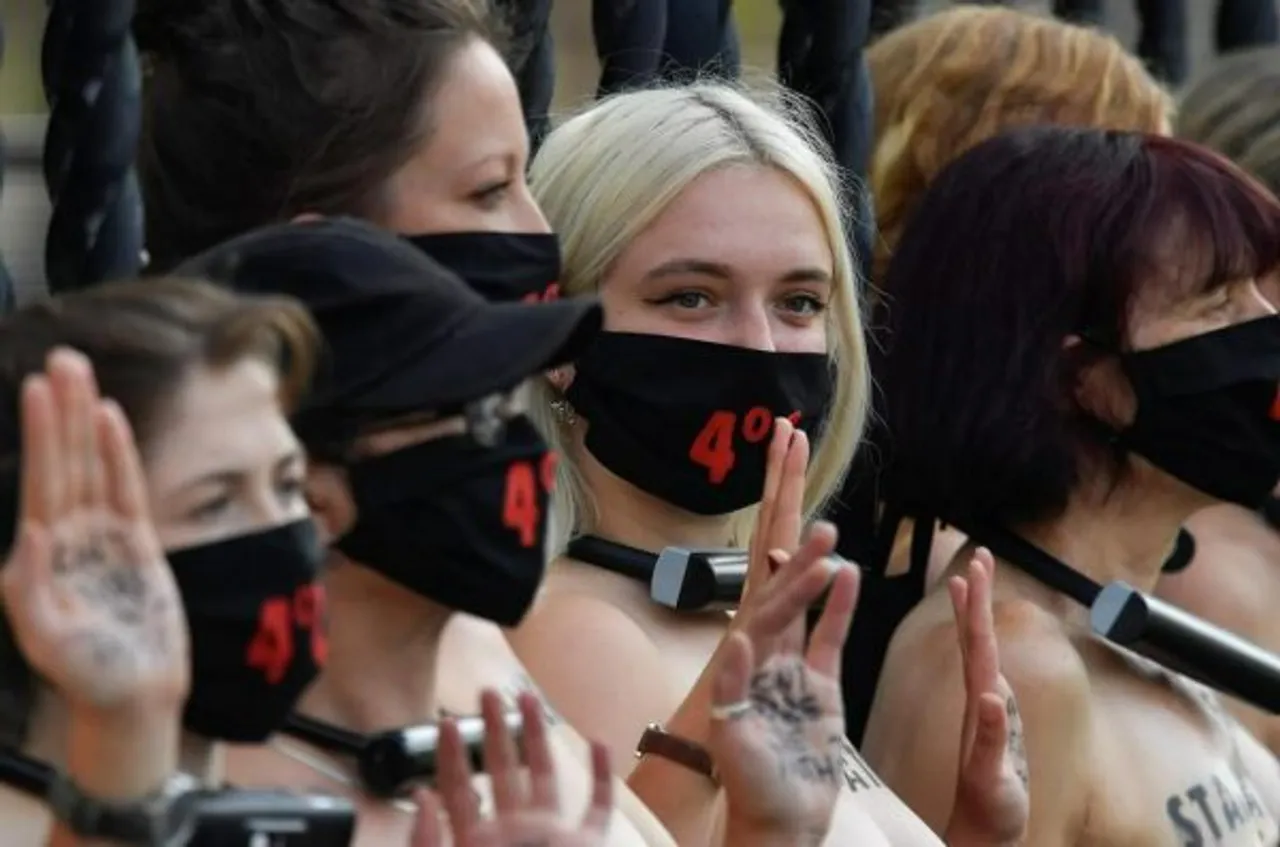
left=859, top=126, right=1280, bottom=845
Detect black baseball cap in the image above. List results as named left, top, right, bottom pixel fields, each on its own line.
left=179, top=217, right=601, bottom=429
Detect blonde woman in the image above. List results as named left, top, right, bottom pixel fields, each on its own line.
left=509, top=83, right=1028, bottom=846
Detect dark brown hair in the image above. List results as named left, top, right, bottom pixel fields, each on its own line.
left=0, top=277, right=319, bottom=745
left=135, top=0, right=504, bottom=271
left=878, top=127, right=1280, bottom=528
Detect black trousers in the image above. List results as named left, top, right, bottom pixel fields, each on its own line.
left=592, top=0, right=739, bottom=96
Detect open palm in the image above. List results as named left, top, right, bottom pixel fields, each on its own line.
left=2, top=349, right=188, bottom=714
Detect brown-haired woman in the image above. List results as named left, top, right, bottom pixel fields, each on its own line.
left=0, top=278, right=324, bottom=844
left=834, top=5, right=1174, bottom=608
left=135, top=0, right=558, bottom=301
left=862, top=125, right=1280, bottom=845
left=1154, top=44, right=1280, bottom=760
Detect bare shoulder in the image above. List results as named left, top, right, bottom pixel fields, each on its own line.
left=866, top=594, right=1094, bottom=841
left=878, top=593, right=1089, bottom=725
left=510, top=583, right=684, bottom=773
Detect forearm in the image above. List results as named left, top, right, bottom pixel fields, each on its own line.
left=47, top=706, right=181, bottom=847
left=626, top=665, right=722, bottom=846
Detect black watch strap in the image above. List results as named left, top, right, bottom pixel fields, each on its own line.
left=48, top=771, right=199, bottom=846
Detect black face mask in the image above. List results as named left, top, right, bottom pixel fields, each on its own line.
left=1118, top=316, right=1280, bottom=509
left=168, top=519, right=327, bottom=742
left=403, top=232, right=561, bottom=303
left=334, top=416, right=552, bottom=626
left=565, top=332, right=834, bottom=515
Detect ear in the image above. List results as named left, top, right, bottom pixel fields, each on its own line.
left=1064, top=333, right=1135, bottom=428
left=545, top=364, right=576, bottom=394
left=305, top=464, right=357, bottom=546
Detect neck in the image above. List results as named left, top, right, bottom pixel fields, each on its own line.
left=296, top=561, right=450, bottom=734
left=579, top=448, right=739, bottom=551
left=24, top=695, right=220, bottom=782
left=1013, top=465, right=1212, bottom=596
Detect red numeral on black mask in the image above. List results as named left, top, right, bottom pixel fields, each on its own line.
left=689, top=408, right=803, bottom=484
left=246, top=583, right=330, bottom=683
left=502, top=453, right=558, bottom=549
left=521, top=283, right=561, bottom=303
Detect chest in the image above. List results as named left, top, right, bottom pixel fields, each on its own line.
left=642, top=617, right=733, bottom=695
left=1087, top=677, right=1278, bottom=847
left=436, top=615, right=657, bottom=847
left=830, top=738, right=945, bottom=847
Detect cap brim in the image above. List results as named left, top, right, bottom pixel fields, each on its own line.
left=375, top=297, right=602, bottom=411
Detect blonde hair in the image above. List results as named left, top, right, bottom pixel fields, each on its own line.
left=869, top=6, right=1172, bottom=282
left=529, top=82, right=870, bottom=551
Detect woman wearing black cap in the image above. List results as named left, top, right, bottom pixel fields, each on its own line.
left=136, top=2, right=678, bottom=840
left=0, top=278, right=325, bottom=844
left=191, top=217, right=853, bottom=847
left=509, top=83, right=1029, bottom=846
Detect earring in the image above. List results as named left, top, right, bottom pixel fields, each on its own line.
left=550, top=398, right=577, bottom=426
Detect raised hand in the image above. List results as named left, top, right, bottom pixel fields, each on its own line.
left=1, top=349, right=189, bottom=716
left=708, top=522, right=858, bottom=843
left=410, top=690, right=613, bottom=847
left=944, top=549, right=1030, bottom=847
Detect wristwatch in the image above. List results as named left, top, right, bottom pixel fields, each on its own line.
left=635, top=722, right=720, bottom=784
left=48, top=770, right=201, bottom=846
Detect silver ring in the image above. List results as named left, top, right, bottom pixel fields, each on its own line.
left=709, top=700, right=752, bottom=721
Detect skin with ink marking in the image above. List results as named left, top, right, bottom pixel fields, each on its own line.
left=3, top=351, right=190, bottom=715
left=1005, top=696, right=1029, bottom=792
left=743, top=663, right=842, bottom=788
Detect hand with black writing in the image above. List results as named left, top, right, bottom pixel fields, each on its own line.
left=943, top=549, right=1030, bottom=847
left=410, top=690, right=613, bottom=847
left=707, top=523, right=859, bottom=845
left=2, top=349, right=189, bottom=716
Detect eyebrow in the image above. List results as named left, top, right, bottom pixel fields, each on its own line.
left=179, top=450, right=305, bottom=490
left=642, top=258, right=832, bottom=284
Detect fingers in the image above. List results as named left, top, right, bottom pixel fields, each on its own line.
left=97, top=400, right=149, bottom=525
left=516, top=691, right=559, bottom=813
left=963, top=549, right=1000, bottom=695
left=710, top=630, right=754, bottom=714
left=437, top=717, right=481, bottom=837
left=770, top=428, right=809, bottom=555
left=19, top=375, right=59, bottom=527
left=747, top=418, right=793, bottom=593
left=48, top=350, right=100, bottom=513
left=742, top=558, right=835, bottom=653
left=805, top=564, right=860, bottom=679
left=408, top=788, right=446, bottom=847
left=578, top=741, right=614, bottom=834
left=959, top=691, right=1009, bottom=789
left=741, top=522, right=837, bottom=647
left=479, top=689, right=525, bottom=815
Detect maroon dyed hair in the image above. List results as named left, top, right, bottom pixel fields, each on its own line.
left=877, top=126, right=1280, bottom=527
